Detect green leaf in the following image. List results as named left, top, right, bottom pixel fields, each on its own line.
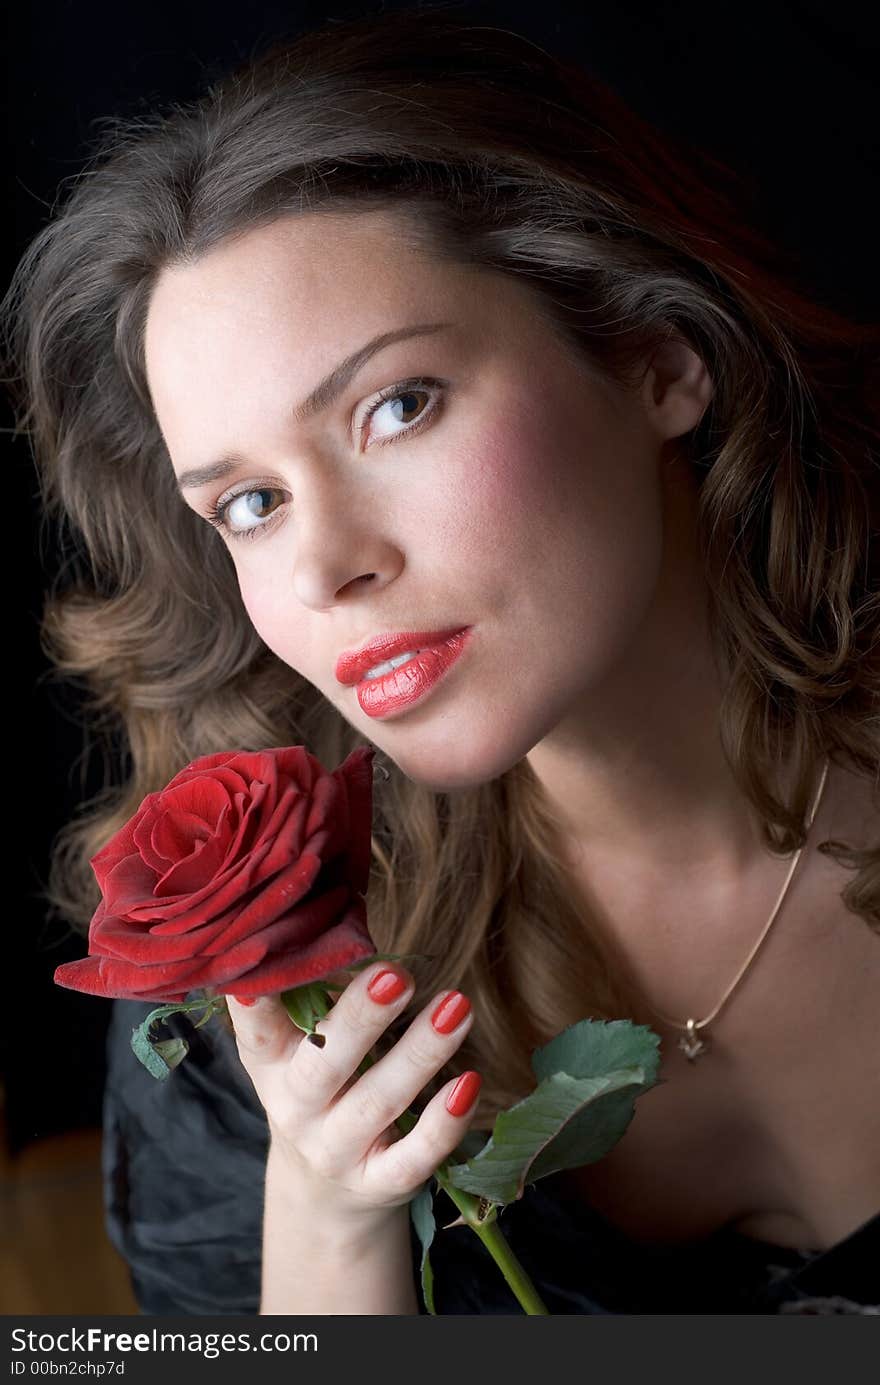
left=151, top=1037, right=190, bottom=1070
left=409, top=1181, right=438, bottom=1315
left=444, top=1068, right=646, bottom=1204
left=280, top=982, right=333, bottom=1035
left=131, top=1023, right=176, bottom=1079
left=129, top=996, right=225, bottom=1080
left=191, top=1002, right=223, bottom=1031
left=449, top=1126, right=491, bottom=1163
left=531, top=1016, right=661, bottom=1085
left=444, top=1018, right=663, bottom=1207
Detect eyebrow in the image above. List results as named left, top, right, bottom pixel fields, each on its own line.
left=175, top=321, right=453, bottom=493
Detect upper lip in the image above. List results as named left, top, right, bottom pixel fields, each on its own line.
left=335, top=626, right=469, bottom=685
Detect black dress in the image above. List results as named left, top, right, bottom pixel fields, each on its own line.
left=102, top=999, right=879, bottom=1316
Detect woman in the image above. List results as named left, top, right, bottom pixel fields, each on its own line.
left=3, top=7, right=877, bottom=1313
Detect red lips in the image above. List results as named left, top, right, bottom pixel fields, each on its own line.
left=335, top=626, right=470, bottom=685
left=354, top=629, right=474, bottom=720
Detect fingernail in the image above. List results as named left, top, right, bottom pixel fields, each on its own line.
left=446, top=1071, right=482, bottom=1116
left=367, top=967, right=410, bottom=1005
left=431, top=990, right=471, bottom=1034
left=228, top=995, right=257, bottom=1007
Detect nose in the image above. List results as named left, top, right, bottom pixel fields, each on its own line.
left=290, top=472, right=403, bottom=610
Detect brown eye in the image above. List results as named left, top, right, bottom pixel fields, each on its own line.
left=387, top=390, right=427, bottom=423
left=362, top=378, right=444, bottom=446
left=206, top=486, right=286, bottom=541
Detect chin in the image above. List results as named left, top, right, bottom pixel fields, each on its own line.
left=386, top=738, right=528, bottom=795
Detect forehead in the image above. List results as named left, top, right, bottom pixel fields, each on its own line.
left=159, top=207, right=428, bottom=293
left=145, top=209, right=463, bottom=356
left=142, top=208, right=562, bottom=416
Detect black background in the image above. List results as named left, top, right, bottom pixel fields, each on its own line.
left=4, top=0, right=878, bottom=1153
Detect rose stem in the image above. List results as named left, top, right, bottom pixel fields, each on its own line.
left=356, top=1054, right=550, bottom=1315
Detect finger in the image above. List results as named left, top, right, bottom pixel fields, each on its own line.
left=322, top=987, right=475, bottom=1168
left=285, top=963, right=416, bottom=1118
left=225, top=992, right=306, bottom=1068
left=365, top=1068, right=483, bottom=1199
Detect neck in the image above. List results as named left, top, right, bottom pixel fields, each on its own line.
left=526, top=469, right=768, bottom=886
left=527, top=664, right=765, bottom=886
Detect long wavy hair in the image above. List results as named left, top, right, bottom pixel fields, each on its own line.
left=3, top=6, right=877, bottom=1130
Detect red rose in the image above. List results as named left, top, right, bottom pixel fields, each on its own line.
left=54, top=744, right=378, bottom=1004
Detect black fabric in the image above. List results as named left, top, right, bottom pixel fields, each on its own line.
left=103, top=999, right=880, bottom=1316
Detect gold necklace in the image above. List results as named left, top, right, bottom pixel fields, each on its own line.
left=645, top=757, right=830, bottom=1062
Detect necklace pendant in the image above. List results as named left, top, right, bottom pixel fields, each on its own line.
left=679, top=1019, right=709, bottom=1061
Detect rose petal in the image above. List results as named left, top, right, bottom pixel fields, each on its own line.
left=62, top=742, right=377, bottom=1007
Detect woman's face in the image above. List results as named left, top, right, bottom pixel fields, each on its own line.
left=145, top=209, right=707, bottom=791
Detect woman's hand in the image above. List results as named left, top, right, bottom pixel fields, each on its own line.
left=225, top=964, right=480, bottom=1232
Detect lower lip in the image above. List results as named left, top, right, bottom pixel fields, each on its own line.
left=355, top=627, right=473, bottom=720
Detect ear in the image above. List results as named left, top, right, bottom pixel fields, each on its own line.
left=639, top=334, right=714, bottom=442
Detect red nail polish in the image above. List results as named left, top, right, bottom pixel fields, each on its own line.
left=446, top=1071, right=482, bottom=1116
left=367, top=967, right=409, bottom=1005
left=431, top=991, right=471, bottom=1034
left=230, top=995, right=257, bottom=1006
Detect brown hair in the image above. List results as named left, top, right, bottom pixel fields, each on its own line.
left=3, top=6, right=877, bottom=1129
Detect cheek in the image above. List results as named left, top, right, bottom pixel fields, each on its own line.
left=438, top=405, right=558, bottom=568
left=460, top=389, right=665, bottom=668
left=456, top=390, right=660, bottom=582
left=237, top=571, right=306, bottom=668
